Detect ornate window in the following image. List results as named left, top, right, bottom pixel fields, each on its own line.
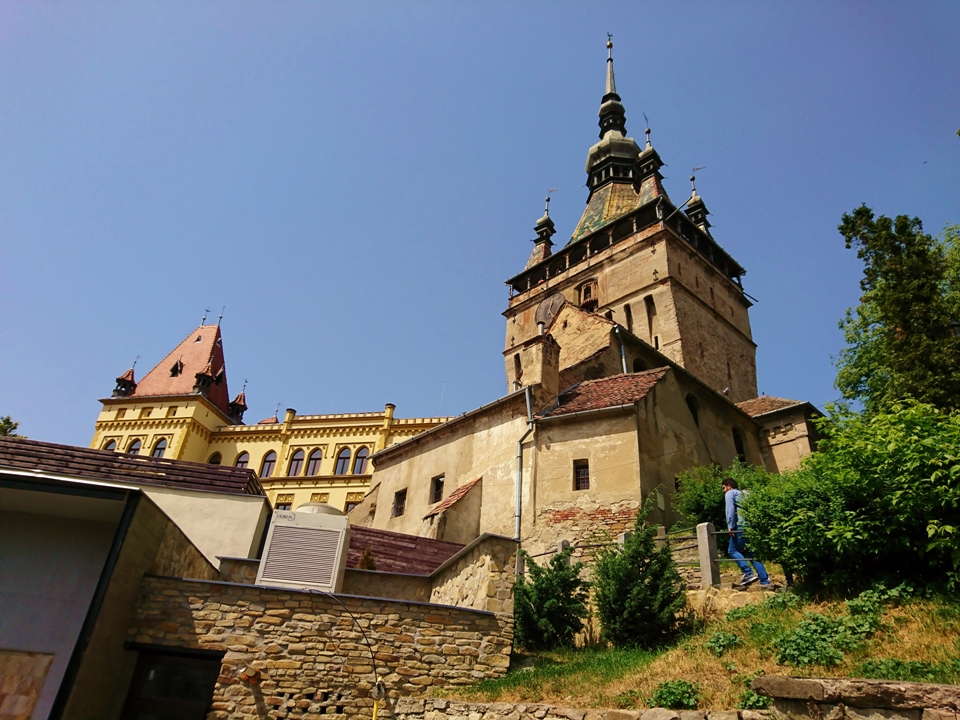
left=334, top=448, right=351, bottom=475
left=574, top=460, right=590, bottom=491
left=275, top=493, right=294, bottom=511
left=235, top=452, right=249, bottom=469
left=288, top=450, right=304, bottom=476
left=260, top=451, right=277, bottom=478
left=306, top=449, right=323, bottom=476
left=344, top=492, right=365, bottom=513
left=579, top=280, right=599, bottom=311
left=208, top=453, right=222, bottom=465
left=103, top=440, right=117, bottom=451
left=151, top=439, right=168, bottom=458
left=127, top=439, right=142, bottom=455
left=352, top=447, right=370, bottom=474
left=310, top=492, right=330, bottom=503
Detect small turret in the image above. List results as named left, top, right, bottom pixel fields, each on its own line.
left=685, top=173, right=711, bottom=235
left=525, top=195, right=557, bottom=270
left=113, top=368, right=137, bottom=398
left=229, top=390, right=248, bottom=423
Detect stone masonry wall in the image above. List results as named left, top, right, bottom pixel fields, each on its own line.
left=429, top=536, right=517, bottom=614
left=0, top=649, right=54, bottom=720
left=395, top=698, right=773, bottom=720
left=152, top=520, right=219, bottom=581
left=128, top=575, right=514, bottom=719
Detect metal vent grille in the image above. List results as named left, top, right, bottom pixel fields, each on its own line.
left=259, top=525, right=344, bottom=588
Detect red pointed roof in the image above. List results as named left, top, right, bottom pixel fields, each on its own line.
left=128, top=324, right=231, bottom=416
left=117, top=368, right=136, bottom=383
left=231, top=391, right=247, bottom=409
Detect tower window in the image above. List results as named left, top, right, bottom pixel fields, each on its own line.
left=127, top=439, right=142, bottom=455
left=710, top=287, right=715, bottom=305
left=306, top=449, right=323, bottom=476
left=392, top=489, right=408, bottom=517
left=352, top=447, right=370, bottom=474
left=288, top=450, right=304, bottom=476
left=208, top=453, right=221, bottom=465
left=151, top=439, right=167, bottom=458
left=579, top=280, right=599, bottom=311
left=686, top=394, right=700, bottom=427
left=235, top=452, right=249, bottom=469
left=334, top=448, right=351, bottom=475
left=644, top=295, right=660, bottom=349
left=430, top=475, right=445, bottom=504
left=632, top=358, right=645, bottom=373
left=103, top=440, right=117, bottom=451
left=260, top=451, right=277, bottom=478
left=573, top=460, right=590, bottom=491
left=514, top=354, right=523, bottom=387
left=727, top=359, right=733, bottom=381
left=624, top=304, right=633, bottom=333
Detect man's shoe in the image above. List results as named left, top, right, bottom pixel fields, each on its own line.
left=735, top=574, right=759, bottom=589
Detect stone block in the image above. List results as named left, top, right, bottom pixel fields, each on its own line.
left=640, top=710, right=680, bottom=720
left=678, top=712, right=705, bottom=720
left=706, top=712, right=739, bottom=720
left=606, top=711, right=642, bottom=720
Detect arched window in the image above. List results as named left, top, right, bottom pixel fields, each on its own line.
left=103, top=440, right=117, bottom=451
left=127, top=439, right=141, bottom=455
left=260, top=451, right=277, bottom=478
left=732, top=427, right=746, bottom=463
left=685, top=394, right=700, bottom=427
left=306, top=449, right=322, bottom=476
left=334, top=448, right=351, bottom=475
left=208, top=453, right=222, bottom=465
left=632, top=358, right=645, bottom=373
left=235, top=452, right=249, bottom=469
left=151, top=439, right=167, bottom=458
left=352, top=447, right=370, bottom=474
left=288, top=450, right=304, bottom=476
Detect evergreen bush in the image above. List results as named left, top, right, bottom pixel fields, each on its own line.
left=513, top=549, right=590, bottom=650
left=593, top=508, right=687, bottom=648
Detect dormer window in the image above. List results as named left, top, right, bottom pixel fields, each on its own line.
left=170, top=359, right=184, bottom=377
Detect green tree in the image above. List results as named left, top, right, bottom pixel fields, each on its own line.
left=836, top=207, right=960, bottom=412
left=514, top=548, right=590, bottom=650
left=0, top=416, right=24, bottom=438
left=673, top=460, right=775, bottom=530
left=593, top=508, right=687, bottom=648
left=745, top=402, right=960, bottom=592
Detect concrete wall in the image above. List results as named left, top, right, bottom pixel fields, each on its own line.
left=126, top=576, right=514, bottom=719
left=62, top=498, right=218, bottom=720
left=0, top=510, right=118, bottom=720
left=141, top=486, right=269, bottom=567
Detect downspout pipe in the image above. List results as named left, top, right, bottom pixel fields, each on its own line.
left=614, top=326, right=628, bottom=375
left=515, top=386, right=534, bottom=541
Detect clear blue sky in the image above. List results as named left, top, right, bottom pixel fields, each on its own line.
left=2, top=3, right=957, bottom=445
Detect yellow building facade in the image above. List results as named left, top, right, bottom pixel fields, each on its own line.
left=91, top=323, right=450, bottom=512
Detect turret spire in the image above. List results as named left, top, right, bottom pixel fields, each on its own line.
left=597, top=36, right=627, bottom=139
left=605, top=34, right=616, bottom=95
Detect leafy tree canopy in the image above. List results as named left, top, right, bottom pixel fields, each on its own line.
left=836, top=206, right=960, bottom=413
left=673, top=460, right=776, bottom=530
left=0, top=416, right=24, bottom=438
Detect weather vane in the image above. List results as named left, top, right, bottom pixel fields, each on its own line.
left=217, top=306, right=225, bottom=326
left=132, top=354, right=140, bottom=371
left=201, top=307, right=211, bottom=325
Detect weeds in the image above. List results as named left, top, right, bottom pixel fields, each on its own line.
left=705, top=632, right=742, bottom=657
left=648, top=680, right=700, bottom=710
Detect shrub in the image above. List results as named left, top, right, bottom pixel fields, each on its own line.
left=745, top=402, right=960, bottom=592
left=705, top=631, right=742, bottom=657
left=356, top=547, right=377, bottom=570
left=593, top=508, right=687, bottom=648
left=674, top=460, right=776, bottom=529
left=513, top=549, right=590, bottom=650
left=648, top=680, right=700, bottom=709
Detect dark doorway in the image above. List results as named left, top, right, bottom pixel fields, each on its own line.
left=122, top=649, right=222, bottom=720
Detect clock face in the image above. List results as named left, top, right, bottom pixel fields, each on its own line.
left=535, top=292, right=567, bottom=328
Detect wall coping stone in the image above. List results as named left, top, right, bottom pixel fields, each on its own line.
left=393, top=698, right=771, bottom=720
left=142, top=573, right=502, bottom=616
left=752, top=677, right=960, bottom=712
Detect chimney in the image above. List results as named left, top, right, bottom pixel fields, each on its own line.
left=528, top=335, right=561, bottom=409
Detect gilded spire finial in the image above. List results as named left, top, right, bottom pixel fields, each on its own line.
left=605, top=34, right=616, bottom=95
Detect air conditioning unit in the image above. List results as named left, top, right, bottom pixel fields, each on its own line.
left=256, top=509, right=351, bottom=593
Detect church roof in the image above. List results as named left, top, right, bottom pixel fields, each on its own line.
left=736, top=396, right=806, bottom=417
left=424, top=476, right=482, bottom=519
left=0, top=436, right=264, bottom=496
left=346, top=525, right=464, bottom=575
left=539, top=368, right=669, bottom=418
left=128, top=324, right=231, bottom=416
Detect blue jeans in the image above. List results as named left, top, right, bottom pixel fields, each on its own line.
left=728, top=533, right=769, bottom=583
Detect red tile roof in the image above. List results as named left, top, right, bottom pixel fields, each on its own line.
left=257, top=416, right=279, bottom=425
left=231, top=391, right=247, bottom=409
left=424, top=476, right=481, bottom=519
left=347, top=526, right=464, bottom=575
left=0, top=437, right=264, bottom=496
left=117, top=368, right=135, bottom=383
left=129, top=324, right=231, bottom=416
left=538, top=369, right=669, bottom=418
left=737, top=396, right=804, bottom=417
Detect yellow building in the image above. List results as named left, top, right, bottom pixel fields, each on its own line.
left=91, top=323, right=450, bottom=512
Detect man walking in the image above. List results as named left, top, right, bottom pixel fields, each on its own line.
left=722, top=478, right=771, bottom=589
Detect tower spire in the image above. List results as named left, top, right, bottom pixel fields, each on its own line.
left=605, top=34, right=616, bottom=95
left=597, top=36, right=627, bottom=139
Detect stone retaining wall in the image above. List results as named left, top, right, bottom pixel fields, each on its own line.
left=430, top=535, right=517, bottom=614
left=753, top=676, right=960, bottom=720
left=395, top=698, right=772, bottom=720
left=128, top=576, right=514, bottom=719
